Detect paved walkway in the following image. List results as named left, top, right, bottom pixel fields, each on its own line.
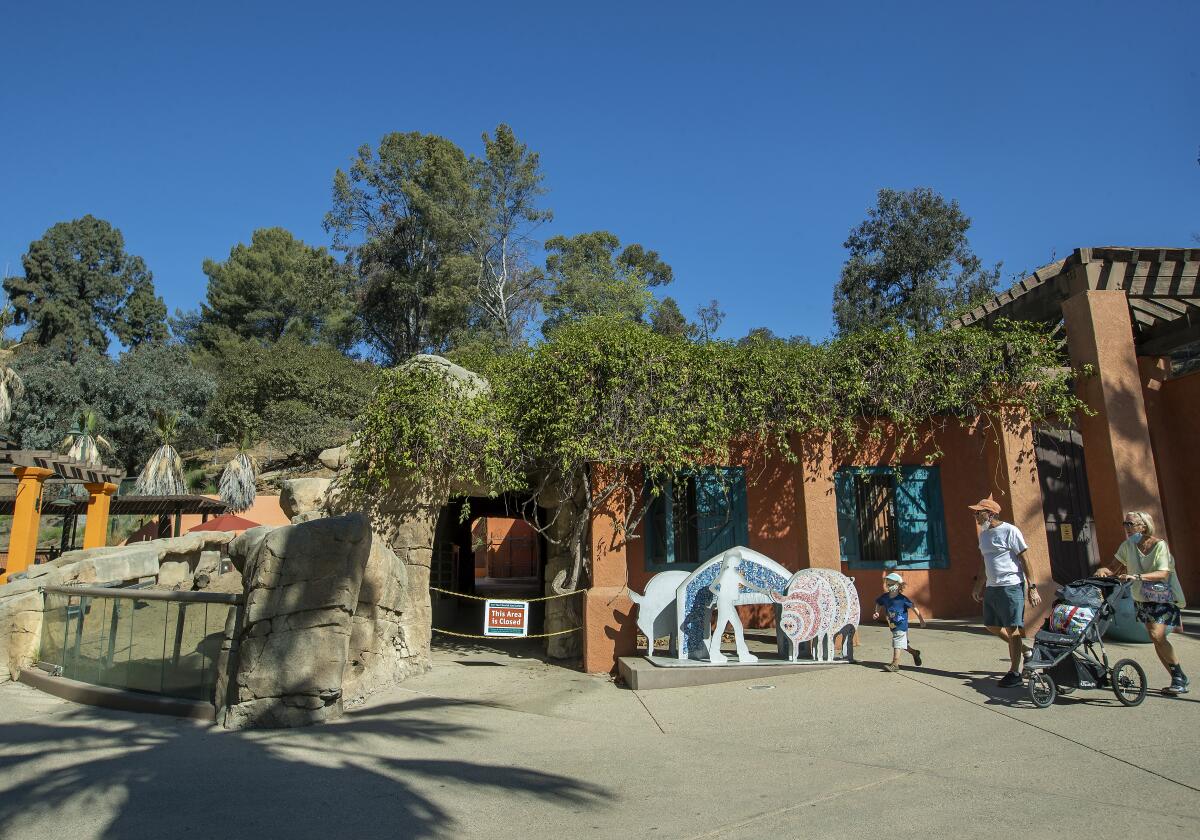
left=0, top=621, right=1197, bottom=839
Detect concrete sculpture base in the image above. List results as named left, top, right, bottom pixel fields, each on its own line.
left=618, top=656, right=842, bottom=690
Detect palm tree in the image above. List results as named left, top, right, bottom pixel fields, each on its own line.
left=62, top=410, right=113, bottom=465
left=218, top=434, right=258, bottom=513
left=135, top=411, right=186, bottom=496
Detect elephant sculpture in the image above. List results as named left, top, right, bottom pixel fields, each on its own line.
left=771, top=568, right=860, bottom=663
left=628, top=571, right=690, bottom=657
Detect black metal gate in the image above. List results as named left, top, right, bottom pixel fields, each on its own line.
left=1034, top=428, right=1100, bottom=584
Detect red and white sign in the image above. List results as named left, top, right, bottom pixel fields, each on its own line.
left=484, top=600, right=530, bottom=637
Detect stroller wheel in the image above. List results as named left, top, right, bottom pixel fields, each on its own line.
left=1112, top=659, right=1147, bottom=707
left=1028, top=672, right=1056, bottom=708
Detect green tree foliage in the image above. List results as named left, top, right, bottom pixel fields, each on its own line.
left=650, top=296, right=695, bottom=339
left=539, top=232, right=673, bottom=336
left=5, top=343, right=215, bottom=473
left=832, top=188, right=1000, bottom=335
left=208, top=338, right=377, bottom=455
left=325, top=132, right=478, bottom=364
left=3, top=215, right=168, bottom=353
left=195, top=227, right=356, bottom=351
left=353, top=316, right=1085, bottom=589
left=469, top=125, right=553, bottom=347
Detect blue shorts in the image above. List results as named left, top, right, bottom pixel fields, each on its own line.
left=983, top=584, right=1025, bottom=628
left=1135, top=601, right=1181, bottom=628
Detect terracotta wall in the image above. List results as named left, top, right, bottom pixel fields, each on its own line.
left=122, top=495, right=290, bottom=543
left=1144, top=365, right=1200, bottom=600
left=584, top=418, right=1053, bottom=673
left=472, top=517, right=538, bottom=578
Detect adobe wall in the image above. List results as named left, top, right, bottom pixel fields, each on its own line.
left=1144, top=365, right=1200, bottom=600
left=588, top=417, right=1053, bottom=673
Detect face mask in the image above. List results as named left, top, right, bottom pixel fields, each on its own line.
left=1130, top=532, right=1143, bottom=544
left=887, top=584, right=900, bottom=595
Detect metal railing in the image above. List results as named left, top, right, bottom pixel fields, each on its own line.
left=38, top=585, right=243, bottom=703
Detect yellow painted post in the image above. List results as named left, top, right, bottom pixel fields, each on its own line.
left=2, top=466, right=54, bottom=584
left=82, top=482, right=118, bottom=549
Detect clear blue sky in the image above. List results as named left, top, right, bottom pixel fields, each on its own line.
left=2, top=1, right=1196, bottom=343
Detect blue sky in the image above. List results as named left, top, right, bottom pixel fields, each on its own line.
left=2, top=1, right=1196, bottom=343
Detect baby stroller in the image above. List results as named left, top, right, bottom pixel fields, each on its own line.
left=1022, top=576, right=1147, bottom=708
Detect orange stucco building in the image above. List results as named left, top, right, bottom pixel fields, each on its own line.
left=578, top=247, right=1200, bottom=673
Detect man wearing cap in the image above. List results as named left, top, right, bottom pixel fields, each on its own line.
left=970, top=495, right=1041, bottom=687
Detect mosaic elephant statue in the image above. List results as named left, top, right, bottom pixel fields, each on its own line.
left=772, top=568, right=860, bottom=663
left=628, top=570, right=690, bottom=658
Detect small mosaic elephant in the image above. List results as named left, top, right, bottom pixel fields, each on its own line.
left=771, top=568, right=860, bottom=663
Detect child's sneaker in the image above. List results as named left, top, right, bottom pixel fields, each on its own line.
left=911, top=649, right=922, bottom=667
left=885, top=663, right=899, bottom=673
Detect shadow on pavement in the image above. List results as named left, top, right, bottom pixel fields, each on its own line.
left=0, top=696, right=608, bottom=840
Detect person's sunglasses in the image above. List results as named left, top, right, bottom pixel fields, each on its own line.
left=1122, top=521, right=1137, bottom=527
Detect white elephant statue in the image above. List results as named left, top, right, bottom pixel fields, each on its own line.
left=628, top=571, right=690, bottom=658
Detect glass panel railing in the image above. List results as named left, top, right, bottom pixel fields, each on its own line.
left=37, top=586, right=242, bottom=704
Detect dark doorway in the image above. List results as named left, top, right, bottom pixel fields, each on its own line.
left=1034, top=428, right=1101, bottom=583
left=431, top=495, right=549, bottom=635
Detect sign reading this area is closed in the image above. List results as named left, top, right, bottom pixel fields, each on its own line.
left=484, top=600, right=530, bottom=637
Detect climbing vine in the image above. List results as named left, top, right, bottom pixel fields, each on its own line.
left=351, top=315, right=1088, bottom=590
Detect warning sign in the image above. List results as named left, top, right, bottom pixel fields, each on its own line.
left=484, top=600, right=530, bottom=637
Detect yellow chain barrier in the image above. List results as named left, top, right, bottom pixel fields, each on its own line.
left=432, top=626, right=581, bottom=639
left=428, top=585, right=586, bottom=639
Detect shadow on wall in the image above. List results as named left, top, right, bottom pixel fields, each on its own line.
left=0, top=697, right=608, bottom=840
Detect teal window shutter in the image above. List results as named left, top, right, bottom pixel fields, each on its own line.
left=834, top=469, right=861, bottom=565
left=895, top=466, right=949, bottom=569
left=694, top=467, right=746, bottom=559
left=643, top=476, right=676, bottom=567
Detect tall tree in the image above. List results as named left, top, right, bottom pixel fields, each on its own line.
left=195, top=227, right=356, bottom=351
left=3, top=215, right=168, bottom=353
left=325, top=132, right=477, bottom=365
left=650, top=296, right=695, bottom=339
left=540, top=231, right=673, bottom=336
left=832, top=188, right=1000, bottom=334
left=469, top=125, right=552, bottom=347
left=695, top=299, right=725, bottom=342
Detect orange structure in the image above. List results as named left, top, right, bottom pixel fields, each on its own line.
left=577, top=247, right=1200, bottom=673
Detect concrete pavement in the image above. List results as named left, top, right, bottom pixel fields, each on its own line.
left=0, top=620, right=1196, bottom=839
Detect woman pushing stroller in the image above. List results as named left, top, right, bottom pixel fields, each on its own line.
left=1096, top=510, right=1189, bottom=696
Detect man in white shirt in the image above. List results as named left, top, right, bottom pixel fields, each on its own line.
left=969, top=495, right=1041, bottom=687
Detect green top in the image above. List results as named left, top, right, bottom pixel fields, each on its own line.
left=1114, top=538, right=1187, bottom=607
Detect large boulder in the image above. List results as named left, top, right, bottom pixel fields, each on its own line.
left=405, top=354, right=490, bottom=397
left=218, top=513, right=374, bottom=729
left=280, top=477, right=331, bottom=521
left=0, top=591, right=43, bottom=682
left=318, top=444, right=354, bottom=471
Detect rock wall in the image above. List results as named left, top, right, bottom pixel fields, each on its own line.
left=218, top=513, right=419, bottom=728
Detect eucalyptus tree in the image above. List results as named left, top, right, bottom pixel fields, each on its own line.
left=468, top=124, right=552, bottom=347
left=325, top=132, right=478, bottom=364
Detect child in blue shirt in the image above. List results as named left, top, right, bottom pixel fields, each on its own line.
left=873, top=572, right=925, bottom=672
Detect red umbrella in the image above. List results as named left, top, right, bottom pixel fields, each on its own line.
left=188, top=513, right=261, bottom=533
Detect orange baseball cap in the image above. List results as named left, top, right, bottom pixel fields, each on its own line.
left=968, top=495, right=1001, bottom=514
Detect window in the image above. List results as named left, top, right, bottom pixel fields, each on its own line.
left=834, top=466, right=949, bottom=570
left=644, top=467, right=748, bottom=570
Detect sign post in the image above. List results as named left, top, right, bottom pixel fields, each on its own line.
left=484, top=599, right=530, bottom=638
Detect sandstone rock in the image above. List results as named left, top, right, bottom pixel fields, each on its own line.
left=157, top=560, right=193, bottom=590
left=280, top=477, right=331, bottom=520
left=405, top=354, right=490, bottom=397
left=227, top=526, right=276, bottom=574
left=204, top=570, right=244, bottom=595
left=218, top=513, right=372, bottom=729
left=318, top=444, right=354, bottom=471
left=0, top=591, right=43, bottom=682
